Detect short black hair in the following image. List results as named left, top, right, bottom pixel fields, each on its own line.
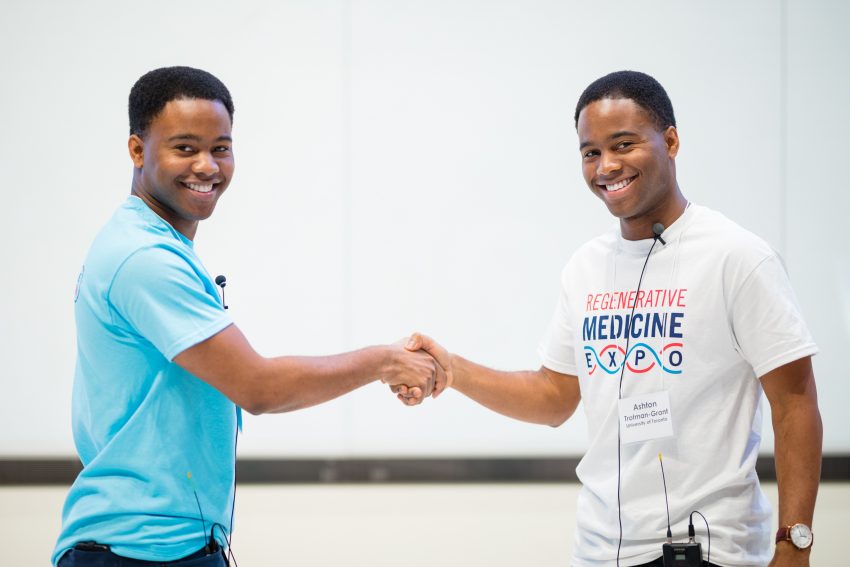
left=129, top=66, right=234, bottom=136
left=574, top=70, right=675, bottom=131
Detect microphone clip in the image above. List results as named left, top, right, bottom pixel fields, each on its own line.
left=652, top=222, right=667, bottom=246
left=214, top=275, right=229, bottom=310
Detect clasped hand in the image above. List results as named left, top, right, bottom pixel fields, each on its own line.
left=380, top=333, right=452, bottom=406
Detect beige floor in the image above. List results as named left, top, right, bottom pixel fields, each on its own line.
left=3, top=482, right=847, bottom=566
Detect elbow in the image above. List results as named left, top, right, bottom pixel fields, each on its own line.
left=232, top=391, right=268, bottom=415
left=547, top=402, right=578, bottom=428
left=241, top=399, right=268, bottom=416
left=226, top=362, right=296, bottom=415
left=236, top=386, right=298, bottom=416
left=230, top=378, right=276, bottom=415
left=548, top=412, right=571, bottom=428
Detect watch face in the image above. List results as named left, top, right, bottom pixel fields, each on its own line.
left=790, top=524, right=813, bottom=548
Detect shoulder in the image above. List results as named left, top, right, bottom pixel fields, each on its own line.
left=562, top=224, right=619, bottom=271
left=684, top=205, right=778, bottom=269
left=116, top=244, right=199, bottom=284
left=79, top=202, right=211, bottom=314
left=556, top=224, right=621, bottom=292
left=88, top=198, right=196, bottom=280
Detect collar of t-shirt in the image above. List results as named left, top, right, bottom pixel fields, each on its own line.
left=615, top=203, right=697, bottom=257
left=125, top=195, right=195, bottom=249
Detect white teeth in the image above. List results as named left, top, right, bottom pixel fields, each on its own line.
left=605, top=177, right=634, bottom=192
left=186, top=183, right=214, bottom=193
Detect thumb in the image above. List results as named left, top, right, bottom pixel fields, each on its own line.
left=405, top=332, right=423, bottom=352
left=432, top=364, right=453, bottom=399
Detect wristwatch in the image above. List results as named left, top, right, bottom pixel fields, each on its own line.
left=775, top=523, right=813, bottom=549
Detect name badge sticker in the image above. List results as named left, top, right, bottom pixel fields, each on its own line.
left=618, top=390, right=674, bottom=444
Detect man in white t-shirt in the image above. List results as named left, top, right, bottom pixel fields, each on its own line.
left=400, top=71, right=822, bottom=567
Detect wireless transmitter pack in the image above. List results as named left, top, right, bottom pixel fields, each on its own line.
left=662, top=539, right=702, bottom=567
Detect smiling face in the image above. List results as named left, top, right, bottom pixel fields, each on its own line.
left=129, top=98, right=234, bottom=240
left=577, top=97, right=686, bottom=240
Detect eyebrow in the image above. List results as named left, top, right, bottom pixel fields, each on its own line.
left=609, top=130, right=638, bottom=140
left=579, top=130, right=638, bottom=150
left=167, top=134, right=233, bottom=142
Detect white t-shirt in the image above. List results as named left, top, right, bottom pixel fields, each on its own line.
left=539, top=204, right=817, bottom=567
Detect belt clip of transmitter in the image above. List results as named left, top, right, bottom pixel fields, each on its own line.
left=658, top=454, right=704, bottom=567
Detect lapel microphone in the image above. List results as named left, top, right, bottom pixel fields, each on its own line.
left=214, top=275, right=228, bottom=310
left=652, top=222, right=667, bottom=245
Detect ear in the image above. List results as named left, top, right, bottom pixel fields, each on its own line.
left=128, top=134, right=145, bottom=168
left=664, top=126, right=680, bottom=159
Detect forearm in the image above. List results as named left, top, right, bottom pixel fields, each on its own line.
left=253, top=347, right=387, bottom=414
left=451, top=354, right=579, bottom=426
left=772, top=397, right=822, bottom=541
left=175, top=325, right=436, bottom=415
left=760, top=357, right=822, bottom=564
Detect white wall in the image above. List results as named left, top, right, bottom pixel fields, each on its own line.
left=1, top=0, right=847, bottom=458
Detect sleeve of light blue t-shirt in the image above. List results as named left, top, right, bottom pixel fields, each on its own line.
left=107, top=244, right=232, bottom=361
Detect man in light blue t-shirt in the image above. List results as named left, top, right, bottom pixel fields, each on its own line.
left=54, top=66, right=446, bottom=567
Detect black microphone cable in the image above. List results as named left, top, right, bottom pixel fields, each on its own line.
left=189, top=411, right=240, bottom=567
left=689, top=510, right=711, bottom=565
left=615, top=223, right=666, bottom=566
left=207, top=276, right=240, bottom=565
left=226, top=406, right=240, bottom=566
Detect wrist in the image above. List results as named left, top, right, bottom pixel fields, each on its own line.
left=775, top=540, right=811, bottom=551
left=775, top=522, right=814, bottom=551
left=448, top=353, right=466, bottom=390
left=774, top=540, right=812, bottom=563
left=374, top=344, right=397, bottom=383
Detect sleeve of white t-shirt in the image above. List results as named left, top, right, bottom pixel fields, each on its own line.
left=727, top=253, right=818, bottom=377
left=108, top=245, right=233, bottom=361
left=538, top=268, right=578, bottom=375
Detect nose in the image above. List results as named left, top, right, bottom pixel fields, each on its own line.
left=192, top=151, right=220, bottom=177
left=597, top=151, right=621, bottom=177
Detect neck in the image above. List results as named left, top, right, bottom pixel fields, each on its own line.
left=130, top=181, right=198, bottom=241
left=619, top=189, right=688, bottom=241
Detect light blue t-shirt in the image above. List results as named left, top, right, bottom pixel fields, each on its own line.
left=53, top=196, right=237, bottom=565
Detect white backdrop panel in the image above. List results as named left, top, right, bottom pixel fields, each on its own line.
left=784, top=0, right=850, bottom=453
left=0, top=0, right=845, bottom=458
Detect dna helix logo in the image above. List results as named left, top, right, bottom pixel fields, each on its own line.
left=583, top=342, right=683, bottom=376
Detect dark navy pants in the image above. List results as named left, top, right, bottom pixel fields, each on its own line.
left=58, top=544, right=228, bottom=567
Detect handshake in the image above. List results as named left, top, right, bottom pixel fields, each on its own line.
left=380, top=333, right=452, bottom=406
